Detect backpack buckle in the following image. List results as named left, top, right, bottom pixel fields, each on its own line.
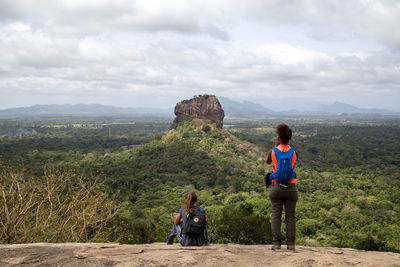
left=279, top=182, right=289, bottom=188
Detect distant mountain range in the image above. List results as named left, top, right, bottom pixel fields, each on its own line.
left=218, top=97, right=277, bottom=117
left=313, top=101, right=392, bottom=115
left=219, top=98, right=396, bottom=117
left=0, top=104, right=172, bottom=117
left=0, top=98, right=396, bottom=118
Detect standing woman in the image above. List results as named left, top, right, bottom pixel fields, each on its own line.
left=266, top=124, right=298, bottom=250
left=166, top=192, right=209, bottom=246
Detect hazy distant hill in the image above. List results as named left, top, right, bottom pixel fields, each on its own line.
left=313, top=101, right=393, bottom=115
left=219, top=97, right=395, bottom=117
left=0, top=104, right=172, bottom=117
left=0, top=99, right=396, bottom=118
left=218, top=97, right=276, bottom=117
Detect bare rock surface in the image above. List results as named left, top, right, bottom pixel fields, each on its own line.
left=171, top=95, right=225, bottom=129
left=1, top=243, right=400, bottom=267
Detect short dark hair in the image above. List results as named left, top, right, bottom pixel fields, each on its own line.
left=276, top=124, right=292, bottom=144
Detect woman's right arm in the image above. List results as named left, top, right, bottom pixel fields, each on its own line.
left=267, top=137, right=280, bottom=164
left=266, top=150, right=272, bottom=164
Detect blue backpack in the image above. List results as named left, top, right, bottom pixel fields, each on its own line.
left=269, top=147, right=296, bottom=182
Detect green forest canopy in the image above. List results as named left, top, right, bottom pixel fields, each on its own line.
left=0, top=116, right=399, bottom=252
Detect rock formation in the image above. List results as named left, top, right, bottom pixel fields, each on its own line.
left=171, top=95, right=225, bottom=129
left=1, top=243, right=400, bottom=267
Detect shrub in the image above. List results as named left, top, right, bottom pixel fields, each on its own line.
left=214, top=202, right=272, bottom=244
left=297, top=219, right=321, bottom=236
left=355, top=235, right=387, bottom=251
left=92, top=215, right=154, bottom=244
left=0, top=169, right=115, bottom=243
left=202, top=125, right=211, bottom=133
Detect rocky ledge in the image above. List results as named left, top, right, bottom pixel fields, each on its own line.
left=1, top=243, right=400, bottom=267
left=171, top=95, right=225, bottom=129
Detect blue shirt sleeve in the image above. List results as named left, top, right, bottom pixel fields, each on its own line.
left=179, top=207, right=184, bottom=217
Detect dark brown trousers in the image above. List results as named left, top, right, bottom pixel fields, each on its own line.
left=269, top=183, right=298, bottom=246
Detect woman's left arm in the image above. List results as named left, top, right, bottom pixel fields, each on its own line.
left=174, top=213, right=182, bottom=225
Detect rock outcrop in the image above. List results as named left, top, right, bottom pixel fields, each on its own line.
left=171, top=95, right=225, bottom=129
left=1, top=243, right=400, bottom=267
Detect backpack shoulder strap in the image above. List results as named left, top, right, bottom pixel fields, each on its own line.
left=198, top=206, right=206, bottom=215
left=272, top=147, right=281, bottom=158
left=274, top=147, right=295, bottom=161
left=287, top=147, right=295, bottom=157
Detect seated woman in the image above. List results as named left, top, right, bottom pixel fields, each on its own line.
left=166, top=192, right=209, bottom=246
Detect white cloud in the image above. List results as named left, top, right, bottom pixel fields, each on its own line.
left=234, top=0, right=400, bottom=50
left=4, top=22, right=30, bottom=32
left=254, top=43, right=333, bottom=65
left=78, top=38, right=114, bottom=61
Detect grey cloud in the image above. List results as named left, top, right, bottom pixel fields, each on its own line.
left=0, top=0, right=230, bottom=40
left=0, top=1, right=399, bottom=110
left=2, top=0, right=399, bottom=47
left=3, top=30, right=399, bottom=108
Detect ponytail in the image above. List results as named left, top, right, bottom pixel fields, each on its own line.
left=184, top=192, right=197, bottom=216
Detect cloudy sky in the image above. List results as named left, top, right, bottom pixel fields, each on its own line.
left=0, top=0, right=399, bottom=111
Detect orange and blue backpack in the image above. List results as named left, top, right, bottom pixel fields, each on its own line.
left=270, top=147, right=297, bottom=183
